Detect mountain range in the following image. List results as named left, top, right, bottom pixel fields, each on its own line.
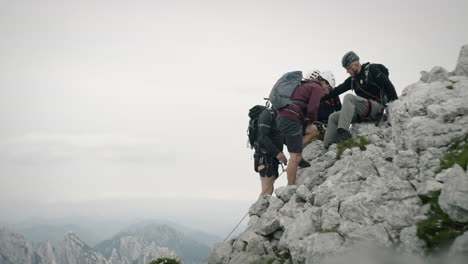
left=0, top=219, right=218, bottom=264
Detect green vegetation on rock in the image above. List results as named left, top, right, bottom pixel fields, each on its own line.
left=249, top=250, right=293, bottom=264
left=416, top=191, right=468, bottom=252
left=438, top=137, right=468, bottom=172
left=336, top=136, right=371, bottom=159
left=149, top=258, right=182, bottom=264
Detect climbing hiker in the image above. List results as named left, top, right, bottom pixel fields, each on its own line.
left=302, top=70, right=339, bottom=144
left=322, top=51, right=398, bottom=148
left=316, top=70, right=342, bottom=124
left=248, top=105, right=287, bottom=196
left=274, top=71, right=326, bottom=185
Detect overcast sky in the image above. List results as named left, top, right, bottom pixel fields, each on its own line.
left=1, top=0, right=467, bottom=222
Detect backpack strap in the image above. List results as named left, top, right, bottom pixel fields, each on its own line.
left=364, top=63, right=387, bottom=105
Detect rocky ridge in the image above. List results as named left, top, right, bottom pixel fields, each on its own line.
left=206, top=45, right=468, bottom=264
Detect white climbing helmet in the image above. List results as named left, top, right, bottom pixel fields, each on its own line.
left=319, top=70, right=336, bottom=89
left=304, top=69, right=321, bottom=80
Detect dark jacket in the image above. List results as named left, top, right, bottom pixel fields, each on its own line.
left=324, top=62, right=398, bottom=103
left=277, top=79, right=324, bottom=123
left=256, top=109, right=283, bottom=157
left=317, top=95, right=342, bottom=123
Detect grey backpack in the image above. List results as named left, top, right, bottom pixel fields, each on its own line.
left=268, top=71, right=303, bottom=110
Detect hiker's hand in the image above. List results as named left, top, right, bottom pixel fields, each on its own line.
left=276, top=152, right=287, bottom=165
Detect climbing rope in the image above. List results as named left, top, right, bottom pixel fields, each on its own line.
left=222, top=166, right=286, bottom=243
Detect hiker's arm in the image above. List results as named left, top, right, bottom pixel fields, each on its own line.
left=323, top=78, right=351, bottom=100
left=370, top=65, right=398, bottom=102
left=334, top=96, right=342, bottom=111
left=257, top=113, right=281, bottom=156
left=306, top=86, right=324, bottom=122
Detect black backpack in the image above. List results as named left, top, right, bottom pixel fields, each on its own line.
left=351, top=63, right=390, bottom=102
left=364, top=63, right=389, bottom=89
left=247, top=105, right=273, bottom=150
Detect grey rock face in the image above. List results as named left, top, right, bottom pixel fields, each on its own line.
left=275, top=186, right=297, bottom=203
left=0, top=228, right=36, bottom=264
left=398, top=226, right=426, bottom=255
left=205, top=243, right=232, bottom=264
left=206, top=44, right=468, bottom=264
left=35, top=241, right=57, bottom=264
left=454, top=44, right=468, bottom=76
left=55, top=232, right=109, bottom=264
left=439, top=165, right=468, bottom=222
left=420, top=66, right=450, bottom=83
left=449, top=231, right=468, bottom=257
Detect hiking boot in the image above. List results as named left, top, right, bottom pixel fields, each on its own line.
left=334, top=128, right=352, bottom=144
left=298, top=159, right=311, bottom=168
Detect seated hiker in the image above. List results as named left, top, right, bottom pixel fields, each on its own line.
left=249, top=105, right=287, bottom=196
left=322, top=51, right=398, bottom=148
left=276, top=72, right=327, bottom=185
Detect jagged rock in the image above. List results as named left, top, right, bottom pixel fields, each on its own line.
left=108, top=248, right=129, bottom=264
left=339, top=222, right=392, bottom=248
left=0, top=228, right=36, bottom=264
left=296, top=185, right=312, bottom=202
left=55, top=232, right=109, bottom=264
left=278, top=208, right=321, bottom=251
left=232, top=230, right=266, bottom=255
left=265, top=195, right=285, bottom=214
left=454, top=44, right=468, bottom=76
left=278, top=196, right=306, bottom=219
left=439, top=165, right=468, bottom=222
left=205, top=243, right=232, bottom=264
left=449, top=231, right=468, bottom=257
left=254, top=217, right=280, bottom=236
left=35, top=241, right=57, bottom=264
left=297, top=233, right=344, bottom=264
left=228, top=252, right=261, bottom=264
left=436, top=164, right=465, bottom=183
left=275, top=186, right=297, bottom=203
left=302, top=140, right=327, bottom=161
left=248, top=196, right=270, bottom=217
left=320, top=199, right=340, bottom=231
left=397, top=226, right=426, bottom=255
left=420, top=66, right=450, bottom=83
left=413, top=178, right=444, bottom=196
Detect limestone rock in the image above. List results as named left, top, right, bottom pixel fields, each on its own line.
left=398, top=226, right=426, bottom=255
left=449, top=231, right=468, bottom=257
left=420, top=66, right=450, bottom=83
left=55, top=232, right=109, bottom=264
left=275, top=186, right=297, bottom=203
left=454, top=44, right=468, bottom=76
left=439, top=165, right=468, bottom=222
left=0, top=228, right=36, bottom=264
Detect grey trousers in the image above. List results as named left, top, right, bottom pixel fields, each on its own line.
left=323, top=94, right=384, bottom=147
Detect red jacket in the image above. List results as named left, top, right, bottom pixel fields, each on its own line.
left=277, top=80, right=324, bottom=123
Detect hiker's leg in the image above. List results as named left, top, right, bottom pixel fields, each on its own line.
left=302, top=123, right=319, bottom=148
left=338, top=94, right=372, bottom=129
left=287, top=152, right=301, bottom=185
left=277, top=117, right=302, bottom=185
left=259, top=162, right=279, bottom=196
left=260, top=175, right=275, bottom=196
left=323, top=111, right=340, bottom=147
left=368, top=100, right=385, bottom=119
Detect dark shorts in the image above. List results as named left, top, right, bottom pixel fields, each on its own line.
left=254, top=153, right=279, bottom=178
left=277, top=117, right=302, bottom=153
